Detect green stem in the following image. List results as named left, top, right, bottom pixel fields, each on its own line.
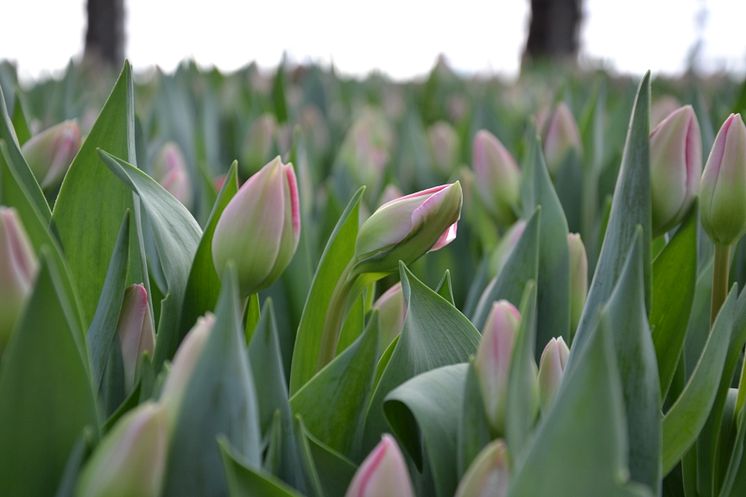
left=710, top=243, right=732, bottom=329
left=316, top=265, right=359, bottom=372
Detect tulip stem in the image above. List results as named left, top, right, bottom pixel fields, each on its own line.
left=710, top=243, right=732, bottom=328
left=316, top=266, right=361, bottom=372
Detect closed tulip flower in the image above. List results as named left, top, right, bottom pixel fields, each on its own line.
left=212, top=157, right=300, bottom=296
left=542, top=103, right=581, bottom=174
left=472, top=130, right=520, bottom=223
left=0, top=207, right=38, bottom=351
left=567, top=233, right=588, bottom=332
left=21, top=120, right=80, bottom=190
left=372, top=282, right=406, bottom=349
left=152, top=142, right=192, bottom=209
left=242, top=113, right=277, bottom=174
left=455, top=440, right=509, bottom=497
left=428, top=121, right=460, bottom=176
left=649, top=106, right=701, bottom=235
left=345, top=434, right=415, bottom=497
left=116, top=284, right=155, bottom=393
left=538, top=337, right=570, bottom=412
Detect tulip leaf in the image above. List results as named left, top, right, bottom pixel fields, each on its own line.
left=219, top=438, right=303, bottom=497
left=384, top=363, right=468, bottom=497
left=604, top=230, right=661, bottom=492
left=362, top=263, right=480, bottom=457
left=292, top=416, right=326, bottom=497
left=0, top=250, right=98, bottom=497
left=507, top=314, right=650, bottom=497
left=162, top=266, right=262, bottom=497
left=435, top=269, right=455, bottom=304
left=180, top=161, right=238, bottom=336
left=457, top=361, right=492, bottom=477
left=304, top=431, right=358, bottom=497
left=651, top=206, right=697, bottom=397
left=290, top=310, right=379, bottom=457
left=661, top=286, right=738, bottom=474
left=719, top=380, right=746, bottom=496
left=51, top=62, right=138, bottom=326
left=10, top=92, right=31, bottom=146
left=472, top=208, right=540, bottom=330
left=98, top=151, right=202, bottom=368
left=573, top=72, right=651, bottom=350
left=522, top=134, right=571, bottom=354
left=289, top=186, right=365, bottom=394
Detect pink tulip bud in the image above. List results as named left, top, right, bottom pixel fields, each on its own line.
left=542, top=103, right=581, bottom=173
left=76, top=402, right=168, bottom=497
left=700, top=114, right=746, bottom=245
left=212, top=157, right=300, bottom=296
left=0, top=207, right=38, bottom=351
left=372, top=283, right=406, bottom=349
left=339, top=108, right=393, bottom=191
left=116, top=284, right=155, bottom=393
left=649, top=106, right=701, bottom=235
left=354, top=182, right=462, bottom=275
left=428, top=121, right=460, bottom=176
left=160, top=313, right=214, bottom=422
left=344, top=434, right=415, bottom=497
left=454, top=440, right=509, bottom=497
left=475, top=300, right=520, bottom=434
left=567, top=233, right=588, bottom=331
left=152, top=142, right=192, bottom=209
left=21, top=120, right=80, bottom=189
left=472, top=130, right=520, bottom=223
left=537, top=337, right=570, bottom=412
left=490, top=220, right=527, bottom=277
left=243, top=113, right=277, bottom=173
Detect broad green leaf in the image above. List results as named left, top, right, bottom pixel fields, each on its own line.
left=291, top=312, right=379, bottom=457
left=219, top=438, right=303, bottom=497
left=162, top=267, right=261, bottom=497
left=457, top=361, right=492, bottom=477
left=290, top=187, right=365, bottom=394
left=573, top=72, right=651, bottom=351
left=292, top=416, right=326, bottom=497
left=651, top=206, right=697, bottom=397
left=53, top=433, right=92, bottom=497
left=99, top=151, right=201, bottom=367
left=661, top=286, right=738, bottom=474
left=305, top=431, right=358, bottom=497
left=0, top=251, right=98, bottom=497
left=471, top=208, right=540, bottom=329
left=362, top=263, right=480, bottom=456
left=51, top=63, right=137, bottom=325
left=604, top=231, right=661, bottom=492
left=384, top=363, right=467, bottom=497
left=10, top=92, right=31, bottom=146
left=508, top=315, right=650, bottom=497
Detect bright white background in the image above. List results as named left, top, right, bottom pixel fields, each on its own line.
left=1, top=0, right=745, bottom=81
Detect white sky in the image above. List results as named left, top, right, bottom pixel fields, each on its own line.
left=1, top=0, right=745, bottom=81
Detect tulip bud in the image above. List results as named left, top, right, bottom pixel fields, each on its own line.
left=116, top=284, right=155, bottom=392
left=152, top=142, right=192, bottom=209
left=212, top=157, right=300, bottom=296
left=700, top=114, right=746, bottom=245
left=651, top=96, right=682, bottom=127
left=373, top=283, right=406, bottom=349
left=21, top=120, right=81, bottom=189
left=76, top=402, right=168, bottom=497
left=344, top=434, right=415, bottom=497
left=354, top=182, right=462, bottom=275
left=338, top=108, right=393, bottom=192
left=0, top=207, right=38, bottom=351
left=490, top=220, right=527, bottom=277
left=537, top=337, right=570, bottom=412
left=475, top=300, right=520, bottom=434
left=567, top=233, right=588, bottom=332
left=472, top=130, right=520, bottom=223
left=242, top=113, right=277, bottom=173
left=454, top=440, right=509, bottom=497
left=649, top=106, right=701, bottom=235
left=160, top=313, right=214, bottom=422
left=427, top=121, right=460, bottom=176
left=542, top=103, right=581, bottom=173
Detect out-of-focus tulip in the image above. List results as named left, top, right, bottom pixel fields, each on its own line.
left=242, top=113, right=277, bottom=174
left=427, top=121, right=460, bottom=176
left=116, top=284, right=155, bottom=392
left=152, top=142, right=192, bottom=209
left=212, top=157, right=300, bottom=296
left=160, top=313, right=214, bottom=422
left=378, top=184, right=403, bottom=207
left=700, top=114, right=746, bottom=245
left=0, top=207, right=37, bottom=351
left=354, top=182, right=462, bottom=275
left=475, top=300, right=520, bottom=434
left=472, top=130, right=520, bottom=223
left=21, top=120, right=80, bottom=189
left=454, top=440, right=509, bottom=497
left=337, top=108, right=393, bottom=193
left=76, top=402, right=168, bottom=497
left=490, top=220, right=527, bottom=277
left=344, top=434, right=415, bottom=497
left=651, top=96, right=682, bottom=127
left=537, top=337, right=570, bottom=412
left=567, top=233, right=588, bottom=332
left=373, top=283, right=406, bottom=349
left=542, top=103, right=581, bottom=173
left=649, top=106, right=701, bottom=235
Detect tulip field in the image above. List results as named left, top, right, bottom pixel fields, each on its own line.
left=3, top=59, right=746, bottom=497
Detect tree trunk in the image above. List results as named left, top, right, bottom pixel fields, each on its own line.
left=84, top=0, right=125, bottom=68
left=524, top=0, right=582, bottom=63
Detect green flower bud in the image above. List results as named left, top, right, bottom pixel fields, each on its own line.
left=428, top=121, right=460, bottom=176
left=472, top=130, right=520, bottom=223
left=116, top=284, right=155, bottom=393
left=344, top=434, right=415, bottom=497
left=455, top=440, right=509, bottom=497
left=21, top=120, right=80, bottom=190
left=537, top=337, right=570, bottom=412
left=567, top=233, right=588, bottom=332
left=152, top=142, right=192, bottom=210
